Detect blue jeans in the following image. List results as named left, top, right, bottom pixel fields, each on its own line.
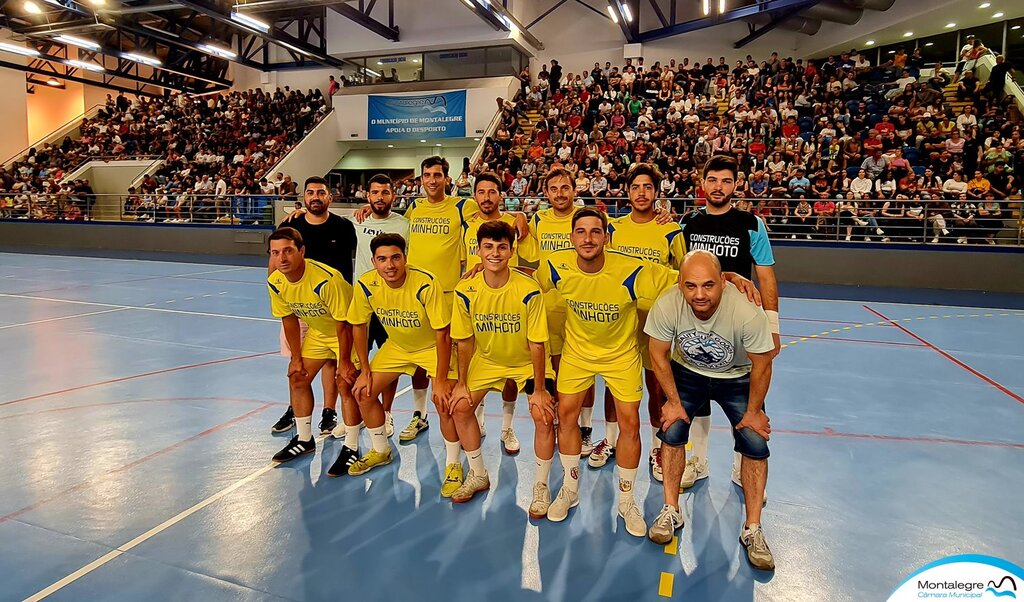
left=657, top=363, right=770, bottom=459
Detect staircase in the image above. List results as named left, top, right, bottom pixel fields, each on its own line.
left=942, top=82, right=972, bottom=115
left=513, top=110, right=543, bottom=158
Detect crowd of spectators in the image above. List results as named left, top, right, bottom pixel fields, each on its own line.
left=0, top=87, right=327, bottom=223
left=471, top=46, right=1021, bottom=244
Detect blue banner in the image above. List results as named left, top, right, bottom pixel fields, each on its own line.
left=367, top=90, right=467, bottom=140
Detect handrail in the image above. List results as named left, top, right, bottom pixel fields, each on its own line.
left=58, top=155, right=163, bottom=185
left=470, top=107, right=503, bottom=166
left=2, top=103, right=104, bottom=169
left=265, top=107, right=335, bottom=176
left=973, top=54, right=1024, bottom=114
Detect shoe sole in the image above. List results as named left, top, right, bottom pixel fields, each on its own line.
left=528, top=508, right=548, bottom=520
left=546, top=498, right=579, bottom=522
left=619, top=515, right=646, bottom=537
left=503, top=445, right=520, bottom=456
left=649, top=532, right=673, bottom=545
left=272, top=447, right=315, bottom=464
left=452, top=484, right=490, bottom=504
left=588, top=453, right=614, bottom=468
left=681, top=471, right=710, bottom=490
left=347, top=455, right=393, bottom=476
left=399, top=424, right=429, bottom=443
left=739, top=537, right=776, bottom=571
left=270, top=425, right=294, bottom=434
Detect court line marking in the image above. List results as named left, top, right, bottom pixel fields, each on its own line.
left=23, top=386, right=413, bottom=602
left=0, top=251, right=262, bottom=269
left=0, top=351, right=277, bottom=407
left=658, top=572, right=674, bottom=597
left=1, top=403, right=275, bottom=524
left=0, top=293, right=278, bottom=323
left=863, top=305, right=1024, bottom=406
left=0, top=308, right=129, bottom=330
left=0, top=397, right=277, bottom=421
left=664, top=535, right=678, bottom=555
left=784, top=295, right=1024, bottom=314
left=779, top=334, right=925, bottom=348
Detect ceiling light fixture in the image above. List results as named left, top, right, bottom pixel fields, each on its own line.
left=0, top=41, right=41, bottom=56
left=387, top=144, right=394, bottom=148
left=419, top=139, right=426, bottom=143
left=1012, top=25, right=1021, bottom=30
left=925, top=42, right=934, bottom=46
left=993, top=11, right=1003, bottom=17
left=903, top=31, right=913, bottom=37
left=199, top=43, right=237, bottom=59
left=46, top=77, right=61, bottom=86
left=866, top=40, right=875, bottom=46
left=702, top=0, right=710, bottom=16
left=23, top=0, right=42, bottom=14
left=945, top=22, right=956, bottom=28
left=55, top=34, right=101, bottom=50
left=122, top=52, right=161, bottom=66
left=65, top=58, right=105, bottom=72
left=607, top=5, right=618, bottom=23
left=230, top=11, right=270, bottom=32
left=978, top=2, right=990, bottom=7
left=621, top=3, right=633, bottom=22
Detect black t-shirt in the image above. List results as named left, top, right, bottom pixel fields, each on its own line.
left=279, top=213, right=357, bottom=281
left=679, top=207, right=775, bottom=279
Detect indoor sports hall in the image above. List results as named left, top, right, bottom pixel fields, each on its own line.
left=2, top=0, right=1023, bottom=600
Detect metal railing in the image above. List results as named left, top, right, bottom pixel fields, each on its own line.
left=0, top=192, right=281, bottom=225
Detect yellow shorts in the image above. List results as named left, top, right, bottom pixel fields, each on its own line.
left=370, top=341, right=456, bottom=378
left=300, top=328, right=360, bottom=367
left=467, top=355, right=555, bottom=393
left=545, top=295, right=566, bottom=357
left=556, top=351, right=644, bottom=403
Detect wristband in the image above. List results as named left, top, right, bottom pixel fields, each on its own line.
left=765, top=310, right=780, bottom=335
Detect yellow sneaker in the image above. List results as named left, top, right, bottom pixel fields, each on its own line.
left=440, top=463, right=464, bottom=498
left=347, top=447, right=393, bottom=476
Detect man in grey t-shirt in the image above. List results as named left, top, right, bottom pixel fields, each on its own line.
left=644, top=250, right=777, bottom=571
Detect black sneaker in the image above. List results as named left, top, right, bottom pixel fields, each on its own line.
left=272, top=435, right=315, bottom=464
left=271, top=406, right=295, bottom=433
left=327, top=446, right=360, bottom=477
left=319, top=408, right=338, bottom=436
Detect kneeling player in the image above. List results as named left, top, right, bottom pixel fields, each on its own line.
left=447, top=221, right=554, bottom=504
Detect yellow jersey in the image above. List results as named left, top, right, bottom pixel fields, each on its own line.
left=536, top=249, right=676, bottom=364
left=452, top=270, right=548, bottom=368
left=405, top=195, right=479, bottom=292
left=608, top=214, right=686, bottom=268
left=348, top=265, right=450, bottom=353
left=268, top=259, right=352, bottom=337
left=518, top=207, right=577, bottom=264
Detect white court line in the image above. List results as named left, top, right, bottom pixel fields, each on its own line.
left=24, top=386, right=413, bottom=602
left=0, top=293, right=277, bottom=323
left=782, top=296, right=1024, bottom=314
left=0, top=308, right=129, bottom=331
left=0, top=252, right=263, bottom=269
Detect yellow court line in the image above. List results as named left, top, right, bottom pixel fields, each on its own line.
left=664, top=535, right=678, bottom=556
left=659, top=572, right=674, bottom=598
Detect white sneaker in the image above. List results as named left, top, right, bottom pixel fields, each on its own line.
left=547, top=487, right=579, bottom=522
left=528, top=482, right=551, bottom=519
left=845, top=235, right=852, bottom=241
left=680, top=456, right=708, bottom=490
left=650, top=447, right=663, bottom=482
left=875, top=228, right=884, bottom=236
left=617, top=500, right=647, bottom=537
left=588, top=438, right=615, bottom=468
left=790, top=234, right=797, bottom=239
left=931, top=237, right=939, bottom=243
left=957, top=237, right=967, bottom=244
left=500, top=428, right=520, bottom=455
left=740, top=523, right=776, bottom=570
left=478, top=414, right=487, bottom=439
left=580, top=427, right=595, bottom=456
left=384, top=411, right=394, bottom=438
left=648, top=504, right=684, bottom=544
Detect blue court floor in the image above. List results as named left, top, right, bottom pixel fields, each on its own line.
left=0, top=251, right=1022, bottom=602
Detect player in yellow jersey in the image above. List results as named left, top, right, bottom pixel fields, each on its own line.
left=460, top=171, right=537, bottom=454
left=446, top=221, right=554, bottom=504
left=600, top=163, right=686, bottom=483
left=266, top=228, right=360, bottom=476
left=347, top=234, right=461, bottom=487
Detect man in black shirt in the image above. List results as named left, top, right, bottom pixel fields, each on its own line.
left=678, top=155, right=781, bottom=493
left=270, top=176, right=358, bottom=435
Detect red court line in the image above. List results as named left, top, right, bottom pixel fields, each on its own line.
left=864, top=305, right=1024, bottom=406
left=0, top=403, right=274, bottom=524
left=0, top=351, right=277, bottom=408
left=780, top=334, right=925, bottom=348
left=781, top=317, right=864, bottom=325
left=707, top=424, right=1024, bottom=449
left=0, top=397, right=278, bottom=421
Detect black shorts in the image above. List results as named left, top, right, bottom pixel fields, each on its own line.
left=369, top=313, right=388, bottom=350
left=524, top=378, right=556, bottom=397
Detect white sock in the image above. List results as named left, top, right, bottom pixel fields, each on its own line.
left=651, top=425, right=662, bottom=449
left=559, top=452, right=580, bottom=493
left=344, top=425, right=360, bottom=451
left=605, top=421, right=619, bottom=446
left=368, top=425, right=388, bottom=453
left=580, top=406, right=593, bottom=428
left=617, top=466, right=637, bottom=506
left=535, top=456, right=552, bottom=485
left=502, top=401, right=515, bottom=431
left=467, top=447, right=486, bottom=476
left=413, top=388, right=428, bottom=416
left=692, top=415, right=711, bottom=461
left=444, top=438, right=462, bottom=466
left=296, top=415, right=312, bottom=441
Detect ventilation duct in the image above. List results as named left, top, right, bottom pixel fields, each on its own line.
left=746, top=14, right=823, bottom=35
left=743, top=0, right=895, bottom=37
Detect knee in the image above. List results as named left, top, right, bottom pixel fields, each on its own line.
left=735, top=428, right=770, bottom=460
left=616, top=407, right=640, bottom=432
left=288, top=372, right=313, bottom=390
left=451, top=399, right=474, bottom=420
left=660, top=420, right=690, bottom=447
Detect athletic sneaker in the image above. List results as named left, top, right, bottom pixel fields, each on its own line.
left=347, top=447, right=393, bottom=475
left=588, top=439, right=615, bottom=468
left=648, top=504, right=684, bottom=544
left=384, top=411, right=394, bottom=438
left=327, top=446, right=359, bottom=478
left=650, top=447, right=663, bottom=482
left=451, top=470, right=490, bottom=503
left=528, top=482, right=551, bottom=519
left=546, top=487, right=579, bottom=522
left=399, top=411, right=429, bottom=442
left=500, top=428, right=520, bottom=455
left=478, top=414, right=487, bottom=439
left=617, top=500, right=646, bottom=537
left=272, top=435, right=315, bottom=464
left=271, top=406, right=294, bottom=433
left=440, top=463, right=464, bottom=498
left=680, top=457, right=709, bottom=490
left=740, top=524, right=776, bottom=570
left=319, top=408, right=338, bottom=436
left=580, top=427, right=595, bottom=456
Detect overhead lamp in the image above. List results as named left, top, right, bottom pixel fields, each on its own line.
left=865, top=40, right=875, bottom=46
left=0, top=41, right=41, bottom=56
left=87, top=0, right=105, bottom=5
left=903, top=31, right=913, bottom=37
left=978, top=2, right=990, bottom=7
left=924, top=42, right=933, bottom=47
left=1012, top=25, right=1021, bottom=30
left=719, top=0, right=726, bottom=13
left=419, top=139, right=426, bottom=143
left=199, top=43, right=237, bottom=59
left=702, top=0, right=710, bottom=15
left=46, top=77, right=61, bottom=86
left=945, top=22, right=956, bottom=28
left=607, top=5, right=618, bottom=23
left=23, top=0, right=42, bottom=14
left=230, top=11, right=270, bottom=32
left=55, top=34, right=101, bottom=51
left=387, top=144, right=394, bottom=148
left=122, top=52, right=161, bottom=66
left=364, top=67, right=380, bottom=77
left=65, top=58, right=105, bottom=72
left=277, top=40, right=311, bottom=57
left=621, top=3, right=633, bottom=23
left=435, top=143, right=442, bottom=147
left=993, top=12, right=1003, bottom=18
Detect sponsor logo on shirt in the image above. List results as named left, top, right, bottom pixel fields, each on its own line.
left=676, top=329, right=735, bottom=370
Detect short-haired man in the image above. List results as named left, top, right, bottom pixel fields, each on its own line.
left=266, top=228, right=359, bottom=475
left=447, top=221, right=554, bottom=504
left=645, top=250, right=776, bottom=571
